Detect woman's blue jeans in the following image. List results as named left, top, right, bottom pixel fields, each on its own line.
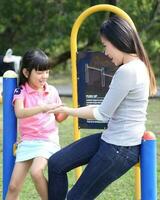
left=48, top=133, right=140, bottom=200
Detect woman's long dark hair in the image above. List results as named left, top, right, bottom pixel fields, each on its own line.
left=100, top=16, right=157, bottom=96
left=19, top=49, right=50, bottom=86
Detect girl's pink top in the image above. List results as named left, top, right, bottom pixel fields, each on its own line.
left=13, top=82, right=62, bottom=141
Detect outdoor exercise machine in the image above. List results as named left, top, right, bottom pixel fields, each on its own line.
left=2, top=4, right=157, bottom=200
left=0, top=49, right=21, bottom=104
left=2, top=70, right=17, bottom=200
left=2, top=70, right=157, bottom=200
left=70, top=4, right=157, bottom=200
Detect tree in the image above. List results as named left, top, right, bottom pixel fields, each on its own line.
left=119, top=0, right=160, bottom=75
left=0, top=0, right=159, bottom=75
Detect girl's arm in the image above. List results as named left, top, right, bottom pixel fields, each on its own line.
left=14, top=99, right=56, bottom=118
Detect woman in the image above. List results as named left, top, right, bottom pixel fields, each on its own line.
left=48, top=16, right=157, bottom=200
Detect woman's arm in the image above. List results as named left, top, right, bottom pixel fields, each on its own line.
left=49, top=66, right=135, bottom=121
left=49, top=105, right=96, bottom=120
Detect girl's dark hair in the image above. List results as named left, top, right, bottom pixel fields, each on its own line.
left=100, top=15, right=157, bottom=96
left=19, top=49, right=50, bottom=86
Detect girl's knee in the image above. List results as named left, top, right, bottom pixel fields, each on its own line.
left=30, top=168, right=43, bottom=181
left=8, top=182, right=20, bottom=193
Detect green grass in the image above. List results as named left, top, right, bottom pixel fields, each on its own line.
left=0, top=98, right=160, bottom=200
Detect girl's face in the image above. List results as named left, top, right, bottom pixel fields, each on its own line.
left=23, top=68, right=50, bottom=90
left=101, top=36, right=124, bottom=66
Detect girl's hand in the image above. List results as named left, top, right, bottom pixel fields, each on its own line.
left=47, top=105, right=68, bottom=114
left=45, top=104, right=68, bottom=122
left=55, top=113, right=68, bottom=122
left=41, top=103, right=64, bottom=113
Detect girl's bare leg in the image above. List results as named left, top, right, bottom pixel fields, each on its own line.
left=6, top=160, right=32, bottom=200
left=30, top=157, right=48, bottom=200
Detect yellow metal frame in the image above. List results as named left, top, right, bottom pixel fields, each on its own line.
left=0, top=95, right=2, bottom=104
left=135, top=162, right=141, bottom=200
left=70, top=4, right=140, bottom=199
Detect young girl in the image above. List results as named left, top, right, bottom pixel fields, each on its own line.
left=6, top=49, right=67, bottom=200
left=47, top=16, right=157, bottom=200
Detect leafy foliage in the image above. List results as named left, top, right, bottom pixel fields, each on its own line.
left=119, top=0, right=160, bottom=75
left=0, top=0, right=159, bottom=75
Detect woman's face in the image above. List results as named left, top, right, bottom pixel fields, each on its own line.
left=101, top=36, right=124, bottom=66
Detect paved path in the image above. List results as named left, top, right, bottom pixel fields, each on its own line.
left=0, top=79, right=159, bottom=98
left=55, top=84, right=72, bottom=97
left=56, top=84, right=160, bottom=98
left=157, top=87, right=160, bottom=97
left=0, top=82, right=73, bottom=97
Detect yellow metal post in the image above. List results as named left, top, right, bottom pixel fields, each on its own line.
left=135, top=162, right=141, bottom=200
left=70, top=4, right=136, bottom=179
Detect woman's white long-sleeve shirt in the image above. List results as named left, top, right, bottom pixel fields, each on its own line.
left=93, top=59, right=149, bottom=146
